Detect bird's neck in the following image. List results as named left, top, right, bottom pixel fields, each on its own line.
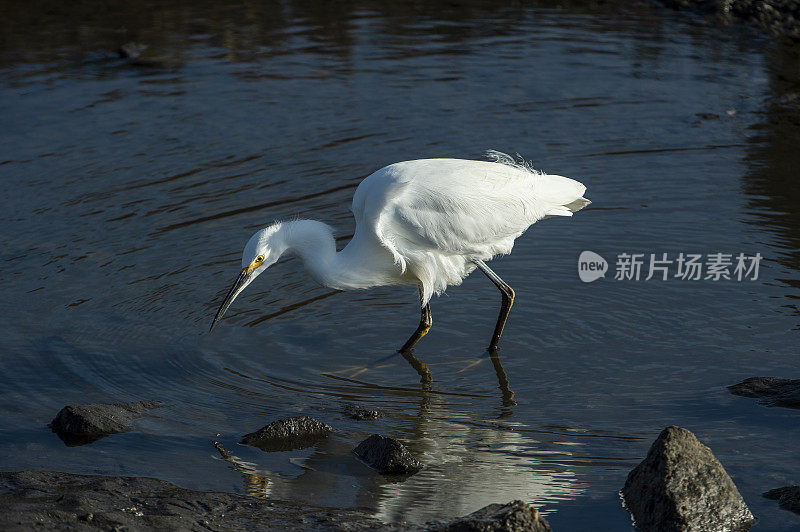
left=278, top=220, right=342, bottom=288
left=278, top=219, right=399, bottom=291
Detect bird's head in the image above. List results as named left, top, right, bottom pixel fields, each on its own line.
left=210, top=224, right=285, bottom=331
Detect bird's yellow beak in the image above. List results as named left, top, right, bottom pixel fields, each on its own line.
left=243, top=262, right=260, bottom=276
left=209, top=263, right=258, bottom=332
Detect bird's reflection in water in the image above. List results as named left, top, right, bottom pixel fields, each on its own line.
left=488, top=349, right=516, bottom=411
left=399, top=349, right=433, bottom=390
left=338, top=346, right=514, bottom=411
left=217, top=355, right=584, bottom=524
left=402, top=347, right=516, bottom=414
left=362, top=352, right=582, bottom=524
left=213, top=441, right=272, bottom=498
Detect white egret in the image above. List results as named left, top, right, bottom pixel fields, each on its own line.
left=210, top=151, right=590, bottom=352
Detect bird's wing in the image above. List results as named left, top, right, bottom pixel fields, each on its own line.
left=359, top=158, right=586, bottom=257
left=350, top=157, right=588, bottom=303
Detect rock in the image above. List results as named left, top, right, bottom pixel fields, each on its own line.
left=763, top=486, right=800, bottom=515
left=728, top=377, right=800, bottom=408
left=344, top=404, right=383, bottom=421
left=49, top=401, right=162, bottom=446
left=116, top=42, right=172, bottom=68
left=353, top=434, right=422, bottom=475
left=659, top=0, right=800, bottom=40
left=621, top=426, right=755, bottom=532
left=118, top=42, right=147, bottom=59
left=240, top=416, right=333, bottom=452
left=0, top=470, right=403, bottom=531
left=431, top=500, right=552, bottom=531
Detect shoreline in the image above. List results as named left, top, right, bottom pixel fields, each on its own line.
left=0, top=470, right=408, bottom=531
left=0, top=470, right=551, bottom=531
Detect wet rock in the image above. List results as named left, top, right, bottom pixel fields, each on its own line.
left=763, top=486, right=800, bottom=515
left=728, top=377, right=800, bottom=408
left=0, top=470, right=402, bottom=531
left=660, top=0, right=800, bottom=40
left=431, top=500, right=552, bottom=531
left=118, top=42, right=147, bottom=59
left=241, top=416, right=334, bottom=452
left=353, top=434, right=422, bottom=475
left=49, top=401, right=161, bottom=446
left=344, top=404, right=383, bottom=421
left=116, top=42, right=172, bottom=68
left=621, top=426, right=755, bottom=532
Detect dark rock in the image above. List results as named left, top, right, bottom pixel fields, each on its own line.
left=240, top=416, right=333, bottom=452
left=118, top=42, right=147, bottom=59
left=344, top=404, right=383, bottom=421
left=353, top=434, right=422, bottom=475
left=116, top=42, right=172, bottom=68
left=659, top=0, right=800, bottom=40
left=621, top=426, right=755, bottom=532
left=49, top=401, right=162, bottom=446
left=431, top=500, right=552, bottom=531
left=0, top=470, right=403, bottom=531
left=728, top=377, right=800, bottom=408
left=763, top=486, right=800, bottom=515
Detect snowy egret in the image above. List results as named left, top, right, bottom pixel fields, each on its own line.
left=210, top=151, right=589, bottom=352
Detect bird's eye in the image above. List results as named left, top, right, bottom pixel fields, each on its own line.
left=256, top=255, right=264, bottom=263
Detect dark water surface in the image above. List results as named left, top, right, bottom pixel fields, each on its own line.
left=1, top=1, right=799, bottom=529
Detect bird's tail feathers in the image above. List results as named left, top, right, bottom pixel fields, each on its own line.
left=534, top=172, right=589, bottom=218
left=545, top=196, right=591, bottom=217
left=566, top=197, right=591, bottom=211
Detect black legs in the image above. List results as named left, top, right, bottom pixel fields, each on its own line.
left=396, top=270, right=516, bottom=399
left=400, top=258, right=514, bottom=355
left=398, top=288, right=434, bottom=386
left=473, top=259, right=515, bottom=351
left=399, top=261, right=514, bottom=354
left=399, top=289, right=432, bottom=353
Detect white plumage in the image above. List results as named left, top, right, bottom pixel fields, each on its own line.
left=210, top=151, right=589, bottom=350
left=352, top=153, right=589, bottom=303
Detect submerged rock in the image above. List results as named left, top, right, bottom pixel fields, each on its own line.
left=432, top=500, right=552, bottom=532
left=763, top=486, right=800, bottom=515
left=241, top=416, right=333, bottom=452
left=49, top=401, right=161, bottom=446
left=728, top=377, right=800, bottom=408
left=343, top=404, right=383, bottom=421
left=621, top=426, right=755, bottom=532
left=353, top=434, right=421, bottom=475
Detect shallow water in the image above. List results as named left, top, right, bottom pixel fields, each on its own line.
left=1, top=1, right=799, bottom=529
